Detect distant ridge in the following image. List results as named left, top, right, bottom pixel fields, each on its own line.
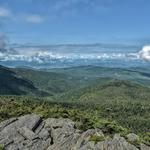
left=0, top=65, right=48, bottom=96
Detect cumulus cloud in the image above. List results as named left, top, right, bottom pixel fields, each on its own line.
left=0, top=45, right=140, bottom=64
left=0, top=33, right=16, bottom=54
left=25, top=14, right=45, bottom=23
left=0, top=7, right=11, bottom=18
left=139, top=45, right=150, bottom=61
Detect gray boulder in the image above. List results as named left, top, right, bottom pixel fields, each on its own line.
left=0, top=114, right=149, bottom=150
left=140, top=143, right=150, bottom=150
left=95, top=134, right=138, bottom=150
left=46, top=118, right=80, bottom=150
left=127, top=133, right=139, bottom=143
left=0, top=114, right=50, bottom=150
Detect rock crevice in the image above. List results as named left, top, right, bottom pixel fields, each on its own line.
left=0, top=114, right=149, bottom=150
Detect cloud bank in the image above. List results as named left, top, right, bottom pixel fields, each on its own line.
left=139, top=45, right=150, bottom=61
left=0, top=47, right=140, bottom=64
left=0, top=44, right=149, bottom=69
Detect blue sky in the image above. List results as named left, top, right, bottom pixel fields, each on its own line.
left=0, top=0, right=150, bottom=44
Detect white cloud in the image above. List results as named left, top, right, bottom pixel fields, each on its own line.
left=0, top=45, right=140, bottom=64
left=25, top=14, right=45, bottom=23
left=139, top=45, right=150, bottom=61
left=0, top=7, right=11, bottom=18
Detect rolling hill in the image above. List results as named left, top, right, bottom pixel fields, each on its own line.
left=56, top=79, right=150, bottom=103
left=1, top=65, right=150, bottom=98
left=54, top=79, right=150, bottom=134
left=13, top=68, right=81, bottom=94
left=0, top=65, right=47, bottom=96
left=49, top=65, right=150, bottom=87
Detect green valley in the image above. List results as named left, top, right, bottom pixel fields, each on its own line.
left=0, top=65, right=150, bottom=146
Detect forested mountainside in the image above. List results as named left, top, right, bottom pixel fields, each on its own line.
left=0, top=65, right=150, bottom=149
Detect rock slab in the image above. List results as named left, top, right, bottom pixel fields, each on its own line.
left=0, top=114, right=149, bottom=150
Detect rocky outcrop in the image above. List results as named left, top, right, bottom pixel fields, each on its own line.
left=0, top=114, right=149, bottom=150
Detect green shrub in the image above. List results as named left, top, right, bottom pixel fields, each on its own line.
left=126, top=138, right=141, bottom=148
left=142, top=132, right=150, bottom=146
left=89, top=134, right=105, bottom=144
left=0, top=145, right=4, bottom=150
left=0, top=95, right=149, bottom=146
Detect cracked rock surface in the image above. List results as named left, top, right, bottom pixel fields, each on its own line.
left=0, top=114, right=149, bottom=150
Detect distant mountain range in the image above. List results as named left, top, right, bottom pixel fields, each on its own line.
left=0, top=65, right=150, bottom=97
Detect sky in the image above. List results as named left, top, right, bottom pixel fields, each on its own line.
left=0, top=0, right=150, bottom=44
